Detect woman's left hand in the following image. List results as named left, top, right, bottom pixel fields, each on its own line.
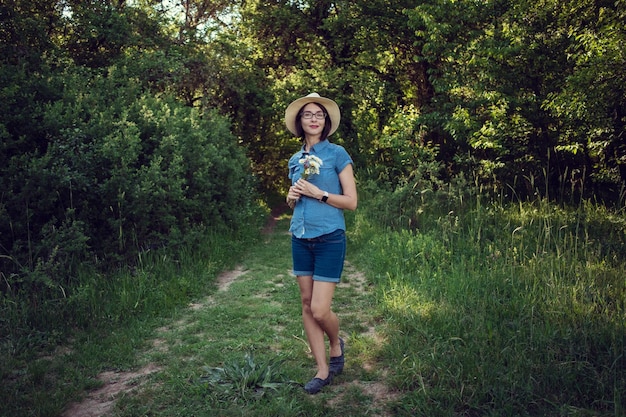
left=294, top=178, right=321, bottom=199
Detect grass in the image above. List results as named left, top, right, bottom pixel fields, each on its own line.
left=0, top=225, right=255, bottom=417
left=1, top=213, right=388, bottom=417
left=102, top=214, right=386, bottom=416
left=2, top=188, right=625, bottom=416
left=351, top=185, right=626, bottom=416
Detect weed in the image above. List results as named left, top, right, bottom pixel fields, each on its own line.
left=198, top=353, right=298, bottom=401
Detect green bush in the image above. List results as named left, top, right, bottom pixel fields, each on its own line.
left=0, top=65, right=258, bottom=333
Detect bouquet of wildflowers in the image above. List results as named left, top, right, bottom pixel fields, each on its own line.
left=298, top=154, right=323, bottom=179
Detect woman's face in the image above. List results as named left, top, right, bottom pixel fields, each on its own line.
left=300, top=103, right=326, bottom=138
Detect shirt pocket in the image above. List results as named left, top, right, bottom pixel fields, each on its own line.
left=289, top=164, right=300, bottom=181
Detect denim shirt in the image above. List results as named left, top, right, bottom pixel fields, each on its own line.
left=288, top=140, right=354, bottom=239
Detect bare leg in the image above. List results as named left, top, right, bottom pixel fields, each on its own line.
left=297, top=276, right=341, bottom=379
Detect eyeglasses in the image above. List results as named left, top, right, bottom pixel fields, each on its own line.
left=300, top=111, right=326, bottom=120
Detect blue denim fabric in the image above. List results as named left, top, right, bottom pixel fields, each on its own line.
left=288, top=140, right=353, bottom=239
left=292, top=229, right=346, bottom=283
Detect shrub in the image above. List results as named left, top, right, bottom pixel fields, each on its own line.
left=0, top=66, right=258, bottom=333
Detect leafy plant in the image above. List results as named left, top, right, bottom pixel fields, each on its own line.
left=198, top=353, right=298, bottom=401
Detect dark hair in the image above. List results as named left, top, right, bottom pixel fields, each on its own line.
left=295, top=102, right=332, bottom=141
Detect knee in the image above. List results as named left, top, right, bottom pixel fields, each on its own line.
left=301, top=297, right=312, bottom=314
left=310, top=304, right=330, bottom=323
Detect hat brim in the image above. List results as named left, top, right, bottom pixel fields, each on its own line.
left=285, top=93, right=341, bottom=136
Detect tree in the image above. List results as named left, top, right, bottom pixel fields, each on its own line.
left=406, top=0, right=625, bottom=202
left=543, top=0, right=626, bottom=199
left=231, top=0, right=434, bottom=191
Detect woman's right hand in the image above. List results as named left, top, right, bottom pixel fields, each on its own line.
left=286, top=186, right=300, bottom=209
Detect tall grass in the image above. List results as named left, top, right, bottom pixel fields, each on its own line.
left=0, top=220, right=264, bottom=417
left=350, top=179, right=626, bottom=416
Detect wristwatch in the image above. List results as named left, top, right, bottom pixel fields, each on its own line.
left=320, top=191, right=329, bottom=203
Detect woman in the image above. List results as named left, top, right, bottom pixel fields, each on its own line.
left=285, top=93, right=358, bottom=394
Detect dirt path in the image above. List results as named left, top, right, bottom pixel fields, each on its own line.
left=61, top=206, right=394, bottom=416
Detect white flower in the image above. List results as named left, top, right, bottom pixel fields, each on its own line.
left=298, top=155, right=323, bottom=179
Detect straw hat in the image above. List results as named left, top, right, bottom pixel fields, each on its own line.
left=285, top=93, right=341, bottom=136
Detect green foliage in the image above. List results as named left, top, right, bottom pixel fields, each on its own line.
left=198, top=353, right=297, bottom=402
left=542, top=1, right=626, bottom=196
left=360, top=151, right=467, bottom=233
left=237, top=0, right=432, bottom=185
left=352, top=180, right=626, bottom=416
left=63, top=1, right=132, bottom=68
left=3, top=1, right=626, bottom=414
left=405, top=0, right=625, bottom=202
left=228, top=0, right=624, bottom=205
left=1, top=50, right=259, bottom=338
left=0, top=221, right=259, bottom=417
left=5, top=67, right=254, bottom=248
left=367, top=106, right=443, bottom=189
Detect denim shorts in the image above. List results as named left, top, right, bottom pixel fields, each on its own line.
left=292, top=229, right=346, bottom=283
